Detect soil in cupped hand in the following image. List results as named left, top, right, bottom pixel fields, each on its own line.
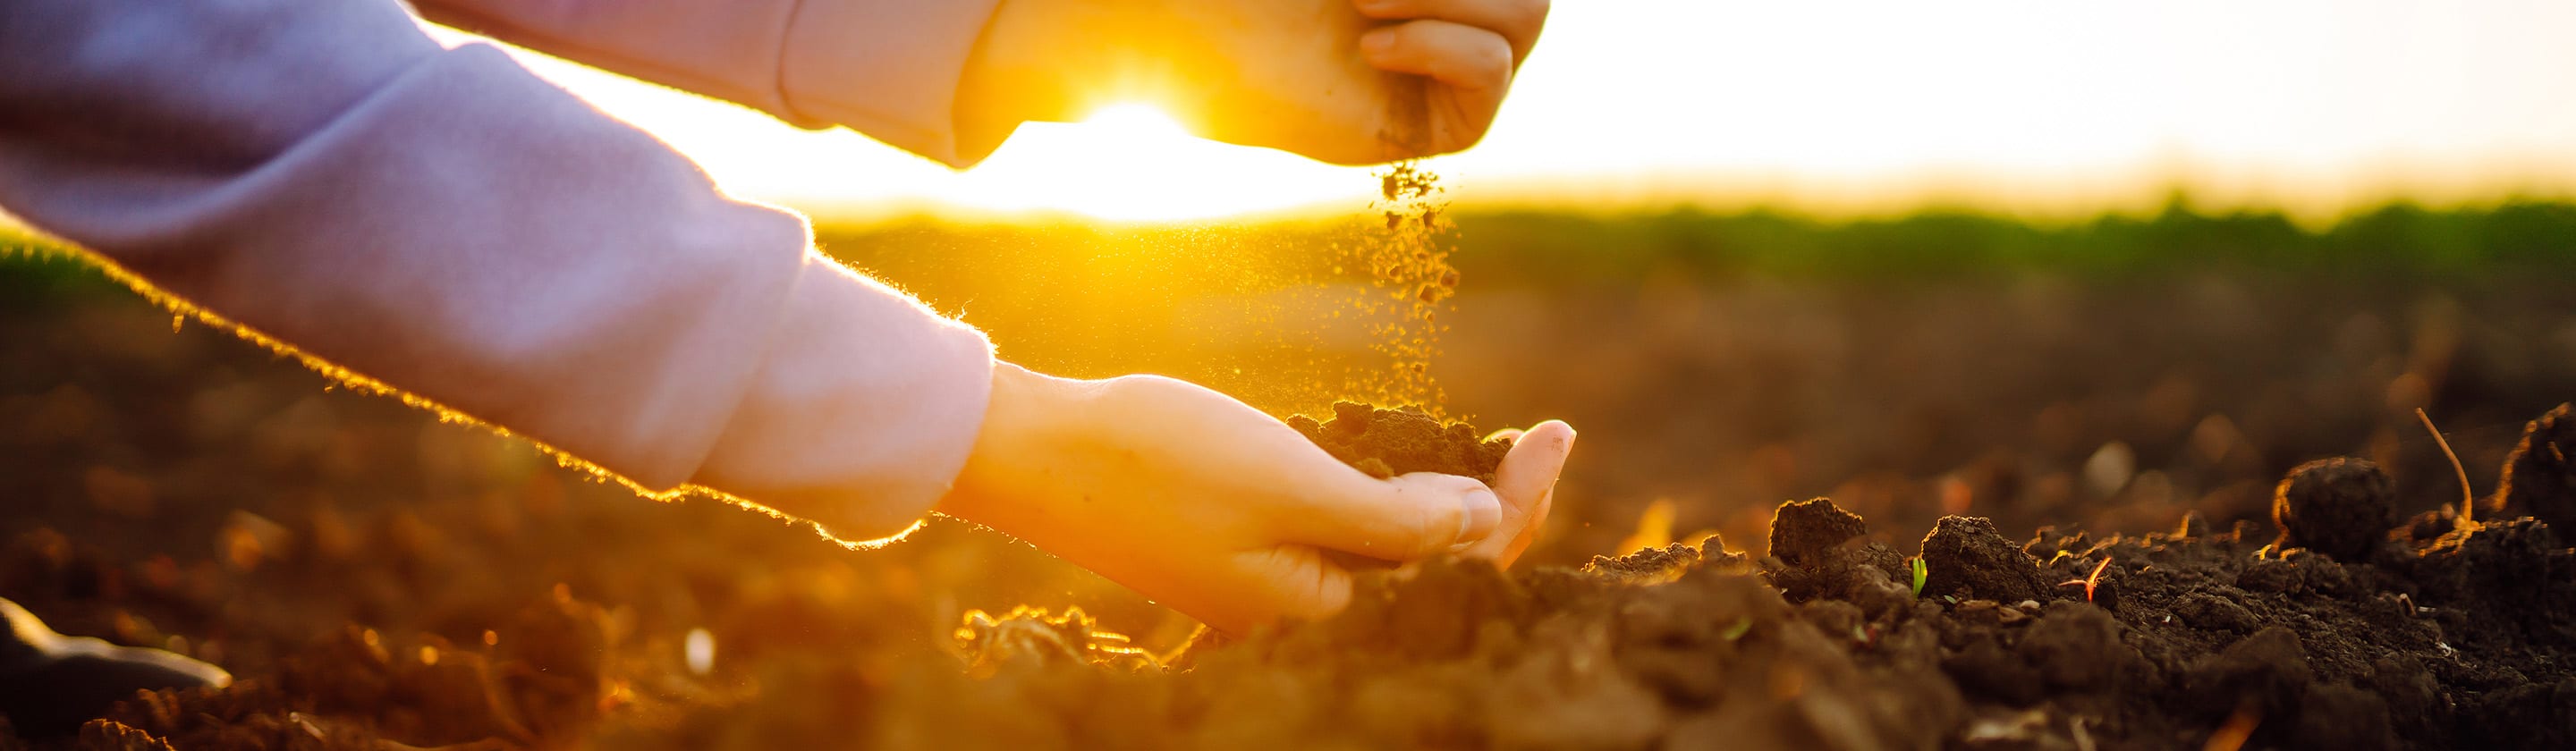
left=1288, top=401, right=1512, bottom=486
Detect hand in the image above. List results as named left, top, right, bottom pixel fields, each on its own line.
left=936, top=363, right=1575, bottom=635
left=957, top=0, right=1550, bottom=165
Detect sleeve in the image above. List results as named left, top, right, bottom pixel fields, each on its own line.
left=0, top=0, right=995, bottom=542
left=412, top=0, right=1011, bottom=167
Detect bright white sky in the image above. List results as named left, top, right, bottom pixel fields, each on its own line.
left=457, top=0, right=2576, bottom=222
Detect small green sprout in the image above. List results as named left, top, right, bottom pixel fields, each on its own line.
left=1719, top=618, right=1752, bottom=641
left=2059, top=556, right=2115, bottom=603
left=2417, top=408, right=2477, bottom=527
left=1909, top=557, right=1929, bottom=597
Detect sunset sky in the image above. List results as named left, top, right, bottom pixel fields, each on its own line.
left=453, top=0, right=2576, bottom=223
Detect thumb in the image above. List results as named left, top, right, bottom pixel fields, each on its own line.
left=1475, top=420, right=1575, bottom=565
left=1283, top=472, right=1504, bottom=561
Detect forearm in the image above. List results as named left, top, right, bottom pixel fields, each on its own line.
left=0, top=0, right=993, bottom=541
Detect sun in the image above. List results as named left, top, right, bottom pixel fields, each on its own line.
left=1076, top=103, right=1193, bottom=139
left=947, top=103, right=1364, bottom=222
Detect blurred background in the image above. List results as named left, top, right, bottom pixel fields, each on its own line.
left=4, top=1, right=2576, bottom=744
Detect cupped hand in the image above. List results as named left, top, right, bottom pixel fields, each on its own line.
left=936, top=363, right=1574, bottom=635
left=958, top=0, right=1550, bottom=165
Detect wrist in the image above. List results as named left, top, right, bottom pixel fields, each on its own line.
left=935, top=361, right=1072, bottom=527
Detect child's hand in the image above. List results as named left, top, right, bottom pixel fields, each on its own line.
left=957, top=0, right=1549, bottom=165
left=936, top=363, right=1574, bottom=635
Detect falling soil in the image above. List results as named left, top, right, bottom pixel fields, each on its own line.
left=1343, top=162, right=1460, bottom=410
left=1289, top=401, right=1511, bottom=486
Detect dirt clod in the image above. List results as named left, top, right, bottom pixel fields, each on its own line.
left=2270, top=458, right=2395, bottom=561
left=1918, top=517, right=2055, bottom=603
left=1581, top=542, right=1701, bottom=582
left=2174, top=592, right=2258, bottom=633
left=1768, top=497, right=1867, bottom=566
left=2498, top=403, right=2576, bottom=531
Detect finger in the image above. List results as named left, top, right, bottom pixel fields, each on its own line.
left=1458, top=420, right=1573, bottom=565
left=1360, top=20, right=1516, bottom=95
left=1354, top=0, right=1549, bottom=65
left=1221, top=545, right=1359, bottom=634
left=1282, top=471, right=1503, bottom=561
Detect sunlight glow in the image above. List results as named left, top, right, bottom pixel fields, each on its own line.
left=950, top=104, right=1366, bottom=221
left=424, top=27, right=1368, bottom=224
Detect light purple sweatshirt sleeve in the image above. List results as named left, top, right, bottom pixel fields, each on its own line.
left=413, top=0, right=1009, bottom=166
left=0, top=0, right=1007, bottom=541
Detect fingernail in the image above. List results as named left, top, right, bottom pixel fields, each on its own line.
left=1457, top=487, right=1502, bottom=544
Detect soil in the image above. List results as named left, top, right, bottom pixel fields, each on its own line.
left=7, top=248, right=2576, bottom=749
left=25, top=405, right=2574, bottom=749
left=880, top=401, right=2576, bottom=751
left=1289, top=401, right=1513, bottom=486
